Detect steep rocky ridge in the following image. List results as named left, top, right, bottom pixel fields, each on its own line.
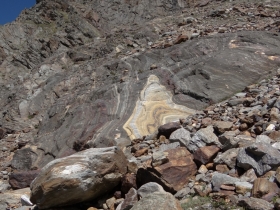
left=0, top=0, right=279, bottom=197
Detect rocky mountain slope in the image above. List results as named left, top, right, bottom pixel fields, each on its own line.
left=0, top=0, right=280, bottom=209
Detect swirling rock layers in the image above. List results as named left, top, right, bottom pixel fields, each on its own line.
left=0, top=0, right=279, bottom=172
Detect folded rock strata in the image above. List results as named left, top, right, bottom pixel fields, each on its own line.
left=123, top=75, right=196, bottom=139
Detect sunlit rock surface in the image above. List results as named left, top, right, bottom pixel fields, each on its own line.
left=0, top=0, right=279, bottom=171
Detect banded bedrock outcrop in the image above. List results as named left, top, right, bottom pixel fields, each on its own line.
left=0, top=0, right=280, bottom=172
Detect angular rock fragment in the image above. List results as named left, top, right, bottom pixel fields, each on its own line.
left=235, top=181, right=253, bottom=195
left=169, top=128, right=192, bottom=147
left=137, top=147, right=197, bottom=193
left=237, top=142, right=280, bottom=176
left=118, top=188, right=138, bottom=210
left=214, top=148, right=239, bottom=169
left=240, top=169, right=257, bottom=183
left=121, top=173, right=137, bottom=194
left=193, top=145, right=220, bottom=165
left=9, top=170, right=40, bottom=190
left=211, top=172, right=240, bottom=192
left=214, top=121, right=233, bottom=134
left=188, top=126, right=221, bottom=152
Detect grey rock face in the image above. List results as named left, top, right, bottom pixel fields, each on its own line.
left=0, top=0, right=280, bottom=183
left=4, top=30, right=280, bottom=170
left=118, top=188, right=138, bottom=210
left=188, top=126, right=220, bottom=152
left=169, top=128, right=192, bottom=147
left=237, top=142, right=280, bottom=176
left=214, top=148, right=239, bottom=169
left=131, top=192, right=182, bottom=210
left=211, top=172, right=240, bottom=192
left=30, top=146, right=127, bottom=209
left=137, top=182, right=166, bottom=198
left=256, top=135, right=272, bottom=144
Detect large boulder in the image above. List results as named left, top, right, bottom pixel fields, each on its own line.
left=30, top=146, right=128, bottom=209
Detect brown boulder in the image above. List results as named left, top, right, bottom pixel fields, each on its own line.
left=193, top=145, right=220, bottom=165
left=252, top=178, right=280, bottom=201
left=9, top=170, right=40, bottom=190
left=137, top=147, right=197, bottom=193
left=238, top=197, right=274, bottom=210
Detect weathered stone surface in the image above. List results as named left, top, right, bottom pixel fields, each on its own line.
left=9, top=170, right=40, bottom=189
left=198, top=165, right=208, bottom=174
left=0, top=0, right=279, bottom=173
left=159, top=142, right=180, bottom=152
left=152, top=151, right=168, bottom=167
left=174, top=187, right=191, bottom=199
left=237, top=142, right=280, bottom=176
left=240, top=169, right=257, bottom=183
left=252, top=178, right=280, bottom=201
left=124, top=76, right=195, bottom=140
left=238, top=197, right=274, bottom=210
left=121, top=173, right=137, bottom=194
left=0, top=180, right=10, bottom=193
left=11, top=148, right=40, bottom=171
left=211, top=172, right=240, bottom=192
left=131, top=192, right=182, bottom=210
left=275, top=198, right=280, bottom=210
left=193, top=145, right=220, bottom=165
left=188, top=126, right=221, bottom=152
left=30, top=147, right=127, bottom=209
left=137, top=182, right=165, bottom=198
left=137, top=147, right=197, bottom=193
left=276, top=166, right=280, bottom=184
left=169, top=128, right=192, bottom=147
left=235, top=181, right=253, bottom=195
left=157, top=122, right=182, bottom=139
left=118, top=188, right=138, bottom=210
left=215, top=164, right=230, bottom=174
left=214, top=148, right=239, bottom=169
left=0, top=188, right=31, bottom=210
left=256, top=135, right=272, bottom=144
left=1, top=2, right=280, bottom=210
left=214, top=121, right=233, bottom=134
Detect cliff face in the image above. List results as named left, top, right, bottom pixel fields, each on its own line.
left=0, top=0, right=280, bottom=171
